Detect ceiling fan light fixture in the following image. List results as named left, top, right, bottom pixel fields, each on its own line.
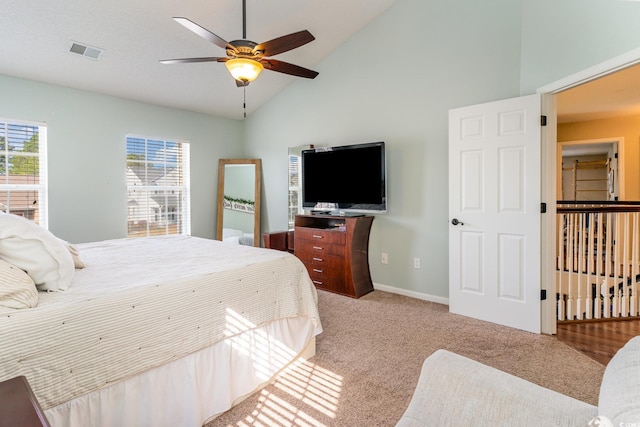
left=225, top=58, right=263, bottom=83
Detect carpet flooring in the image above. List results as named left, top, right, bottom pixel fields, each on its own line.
left=208, top=289, right=605, bottom=427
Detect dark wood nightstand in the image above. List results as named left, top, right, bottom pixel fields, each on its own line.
left=0, top=376, right=50, bottom=427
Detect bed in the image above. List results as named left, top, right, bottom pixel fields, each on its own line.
left=0, top=214, right=322, bottom=427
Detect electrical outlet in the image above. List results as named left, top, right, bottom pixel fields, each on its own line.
left=381, top=253, right=388, bottom=264
left=414, top=258, right=420, bottom=269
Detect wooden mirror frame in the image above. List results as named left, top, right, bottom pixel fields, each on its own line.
left=216, top=159, right=262, bottom=247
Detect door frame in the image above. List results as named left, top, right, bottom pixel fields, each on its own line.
left=537, top=46, right=640, bottom=334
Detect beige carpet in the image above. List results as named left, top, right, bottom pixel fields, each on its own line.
left=208, top=290, right=605, bottom=427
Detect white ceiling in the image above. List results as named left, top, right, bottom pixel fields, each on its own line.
left=1, top=0, right=400, bottom=120
left=557, top=62, right=640, bottom=124
left=3, top=0, right=639, bottom=123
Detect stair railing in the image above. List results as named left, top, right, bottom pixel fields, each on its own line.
left=556, top=201, right=640, bottom=321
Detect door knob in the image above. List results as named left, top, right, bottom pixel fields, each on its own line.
left=451, top=218, right=464, bottom=226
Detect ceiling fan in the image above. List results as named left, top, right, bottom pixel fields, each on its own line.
left=160, top=0, right=319, bottom=87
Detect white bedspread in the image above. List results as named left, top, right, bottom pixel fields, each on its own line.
left=0, top=235, right=321, bottom=410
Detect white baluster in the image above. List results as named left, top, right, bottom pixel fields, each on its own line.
left=602, top=281, right=610, bottom=318
left=612, top=291, right=620, bottom=318
left=613, top=213, right=621, bottom=318
left=632, top=213, right=639, bottom=317
left=595, top=212, right=603, bottom=320
left=576, top=213, right=585, bottom=320
left=622, top=212, right=630, bottom=317
left=586, top=212, right=594, bottom=320
left=558, top=293, right=565, bottom=321
left=567, top=214, right=575, bottom=320
left=594, top=291, right=602, bottom=319
left=557, top=214, right=566, bottom=321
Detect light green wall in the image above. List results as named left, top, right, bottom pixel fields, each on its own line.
left=0, top=74, right=243, bottom=243
left=243, top=0, right=523, bottom=301
left=520, top=0, right=640, bottom=94
left=244, top=0, right=640, bottom=301
left=3, top=0, right=640, bottom=301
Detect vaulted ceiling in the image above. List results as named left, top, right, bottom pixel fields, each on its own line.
left=3, top=0, right=639, bottom=123
left=1, top=0, right=400, bottom=120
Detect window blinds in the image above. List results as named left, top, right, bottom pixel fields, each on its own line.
left=0, top=120, right=48, bottom=227
left=126, top=135, right=190, bottom=237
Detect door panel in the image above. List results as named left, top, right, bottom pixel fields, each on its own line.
left=449, top=94, right=541, bottom=333
left=460, top=231, right=484, bottom=293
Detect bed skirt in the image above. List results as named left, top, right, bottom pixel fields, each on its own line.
left=44, top=316, right=317, bottom=427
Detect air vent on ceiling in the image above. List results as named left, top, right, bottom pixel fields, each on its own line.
left=69, top=42, right=104, bottom=60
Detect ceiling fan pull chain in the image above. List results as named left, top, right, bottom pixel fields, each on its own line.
left=243, top=86, right=247, bottom=118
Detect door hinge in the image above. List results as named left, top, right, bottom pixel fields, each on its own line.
left=615, top=152, right=618, bottom=159
left=540, top=202, right=547, bottom=213
left=541, top=289, right=547, bottom=300
left=540, top=115, right=547, bottom=126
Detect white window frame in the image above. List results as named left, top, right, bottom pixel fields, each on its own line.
left=0, top=119, right=48, bottom=228
left=126, top=134, right=191, bottom=237
left=288, top=152, right=303, bottom=229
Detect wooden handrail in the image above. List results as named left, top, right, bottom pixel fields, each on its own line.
left=557, top=201, right=640, bottom=213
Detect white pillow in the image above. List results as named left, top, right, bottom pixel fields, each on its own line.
left=0, top=258, right=38, bottom=309
left=58, top=238, right=86, bottom=269
left=0, top=214, right=74, bottom=291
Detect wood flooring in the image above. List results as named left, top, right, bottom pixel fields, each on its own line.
left=556, top=318, right=640, bottom=365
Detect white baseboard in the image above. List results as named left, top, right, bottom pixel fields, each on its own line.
left=373, top=283, right=449, bottom=306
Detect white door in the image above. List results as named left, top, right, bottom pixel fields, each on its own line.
left=449, top=94, right=541, bottom=333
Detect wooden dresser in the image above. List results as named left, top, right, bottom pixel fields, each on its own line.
left=294, top=214, right=374, bottom=298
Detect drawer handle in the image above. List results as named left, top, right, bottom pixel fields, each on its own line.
left=312, top=257, right=323, bottom=262
left=312, top=280, right=324, bottom=285
left=312, top=234, right=323, bottom=239
left=313, top=268, right=323, bottom=273
left=312, top=246, right=323, bottom=250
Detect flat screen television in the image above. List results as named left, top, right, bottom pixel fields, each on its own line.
left=301, top=141, right=386, bottom=213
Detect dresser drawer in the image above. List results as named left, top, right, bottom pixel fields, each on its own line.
left=298, top=252, right=344, bottom=270
left=307, top=265, right=344, bottom=289
left=295, top=227, right=346, bottom=245
left=296, top=241, right=345, bottom=259
left=297, top=250, right=345, bottom=288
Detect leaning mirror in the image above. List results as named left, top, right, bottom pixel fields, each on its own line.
left=288, top=145, right=313, bottom=229
left=216, top=159, right=262, bottom=247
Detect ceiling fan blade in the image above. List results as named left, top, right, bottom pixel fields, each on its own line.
left=261, top=59, right=319, bottom=79
left=160, top=57, right=227, bottom=65
left=173, top=17, right=231, bottom=51
left=254, top=30, right=315, bottom=57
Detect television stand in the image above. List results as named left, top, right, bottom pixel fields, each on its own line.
left=294, top=214, right=374, bottom=298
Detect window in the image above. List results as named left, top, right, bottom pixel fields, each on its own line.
left=0, top=119, right=48, bottom=227
left=126, top=135, right=190, bottom=237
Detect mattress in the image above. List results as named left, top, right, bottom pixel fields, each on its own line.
left=0, top=235, right=322, bottom=411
